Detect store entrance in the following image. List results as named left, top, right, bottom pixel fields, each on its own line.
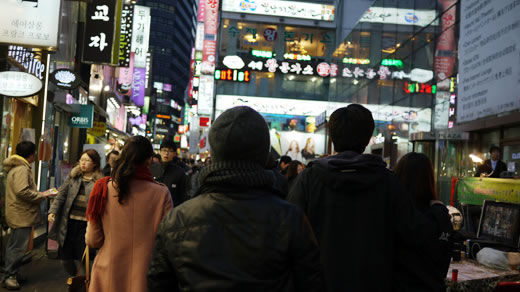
left=502, top=141, right=520, bottom=177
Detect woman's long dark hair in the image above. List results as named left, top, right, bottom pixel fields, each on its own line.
left=111, top=136, right=153, bottom=204
left=286, top=160, right=303, bottom=180
left=393, top=152, right=437, bottom=211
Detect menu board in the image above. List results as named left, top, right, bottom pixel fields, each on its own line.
left=457, top=0, right=520, bottom=123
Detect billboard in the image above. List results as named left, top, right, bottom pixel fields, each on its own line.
left=0, top=0, right=62, bottom=48
left=222, top=0, right=335, bottom=21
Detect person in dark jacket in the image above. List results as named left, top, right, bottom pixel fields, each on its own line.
left=148, top=106, right=324, bottom=292
left=288, top=104, right=447, bottom=292
left=474, top=146, right=508, bottom=178
left=393, top=152, right=453, bottom=292
left=150, top=140, right=187, bottom=207
left=102, top=150, right=119, bottom=176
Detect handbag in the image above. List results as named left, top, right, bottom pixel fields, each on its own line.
left=67, top=246, right=90, bottom=292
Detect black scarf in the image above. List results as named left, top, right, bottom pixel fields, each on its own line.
left=197, top=160, right=282, bottom=197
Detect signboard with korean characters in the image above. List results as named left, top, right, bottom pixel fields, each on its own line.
left=0, top=0, right=62, bottom=49
left=201, top=0, right=219, bottom=74
left=222, top=0, right=335, bottom=21
left=131, top=5, right=151, bottom=68
left=0, top=71, right=42, bottom=97
left=83, top=0, right=123, bottom=64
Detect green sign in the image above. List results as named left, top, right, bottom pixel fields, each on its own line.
left=457, top=177, right=520, bottom=205
left=68, top=104, right=94, bottom=128
left=252, top=50, right=273, bottom=58
left=381, top=59, right=403, bottom=68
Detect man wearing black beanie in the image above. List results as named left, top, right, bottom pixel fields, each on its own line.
left=148, top=106, right=324, bottom=291
left=288, top=104, right=447, bottom=292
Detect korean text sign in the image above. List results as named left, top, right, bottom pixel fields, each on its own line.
left=131, top=5, right=151, bottom=68
left=83, top=0, right=122, bottom=64
left=0, top=0, right=61, bottom=48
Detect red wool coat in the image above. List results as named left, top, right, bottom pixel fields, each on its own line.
left=86, top=179, right=173, bottom=292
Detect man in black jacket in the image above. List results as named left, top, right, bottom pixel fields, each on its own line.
left=148, top=106, right=324, bottom=291
left=288, top=104, right=446, bottom=292
left=475, top=146, right=508, bottom=178
left=150, top=140, right=187, bottom=207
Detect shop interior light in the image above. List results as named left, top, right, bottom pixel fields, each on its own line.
left=469, top=154, right=483, bottom=163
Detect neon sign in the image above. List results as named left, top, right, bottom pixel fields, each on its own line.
left=381, top=59, right=403, bottom=68
left=252, top=50, right=273, bottom=58
left=343, top=58, right=370, bottom=65
left=214, top=69, right=250, bottom=82
left=404, top=82, right=437, bottom=94
left=284, top=53, right=311, bottom=61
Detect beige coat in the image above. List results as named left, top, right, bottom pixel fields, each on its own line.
left=3, top=155, right=45, bottom=228
left=86, top=179, right=173, bottom=292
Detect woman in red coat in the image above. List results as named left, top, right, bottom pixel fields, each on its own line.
left=86, top=136, right=173, bottom=291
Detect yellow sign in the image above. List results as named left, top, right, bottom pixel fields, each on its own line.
left=88, top=121, right=107, bottom=137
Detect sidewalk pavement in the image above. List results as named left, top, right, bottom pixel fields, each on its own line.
left=1, top=246, right=69, bottom=292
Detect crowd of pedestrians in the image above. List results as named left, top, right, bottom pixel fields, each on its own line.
left=2, top=104, right=452, bottom=291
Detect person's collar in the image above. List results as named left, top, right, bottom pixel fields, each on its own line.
left=12, top=154, right=30, bottom=167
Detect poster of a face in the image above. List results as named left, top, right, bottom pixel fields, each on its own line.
left=271, top=130, right=325, bottom=164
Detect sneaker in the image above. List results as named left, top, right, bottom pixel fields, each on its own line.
left=2, top=276, right=20, bottom=290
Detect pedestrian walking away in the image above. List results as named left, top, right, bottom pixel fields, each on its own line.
left=86, top=136, right=173, bottom=292
left=148, top=106, right=324, bottom=292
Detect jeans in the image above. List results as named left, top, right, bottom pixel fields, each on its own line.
left=3, top=227, right=31, bottom=279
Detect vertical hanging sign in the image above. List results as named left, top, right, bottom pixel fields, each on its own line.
left=131, top=5, right=151, bottom=68
left=83, top=0, right=122, bottom=64
left=118, top=4, right=134, bottom=67
left=201, top=0, right=219, bottom=74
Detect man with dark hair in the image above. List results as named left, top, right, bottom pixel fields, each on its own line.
left=150, top=140, right=187, bottom=207
left=102, top=150, right=120, bottom=176
left=148, top=106, right=323, bottom=291
left=288, top=104, right=446, bottom=291
left=475, top=146, right=508, bottom=178
left=278, top=155, right=292, bottom=175
left=2, top=141, right=55, bottom=289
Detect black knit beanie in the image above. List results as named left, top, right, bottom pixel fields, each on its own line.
left=209, top=106, right=270, bottom=166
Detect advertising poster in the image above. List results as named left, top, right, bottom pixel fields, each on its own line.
left=271, top=130, right=326, bottom=164
left=457, top=0, right=520, bottom=123
left=0, top=0, right=62, bottom=48
left=131, top=67, right=146, bottom=106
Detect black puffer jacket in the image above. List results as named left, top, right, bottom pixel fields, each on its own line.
left=148, top=160, right=324, bottom=292
left=150, top=161, right=187, bottom=207
left=288, top=151, right=447, bottom=292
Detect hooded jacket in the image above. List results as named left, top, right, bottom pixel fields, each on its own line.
left=48, top=165, right=103, bottom=246
left=148, top=160, right=324, bottom=292
left=288, top=151, right=447, bottom=292
left=3, top=155, right=45, bottom=228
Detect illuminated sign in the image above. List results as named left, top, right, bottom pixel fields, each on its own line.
left=0, top=0, right=61, bottom=48
left=404, top=82, right=437, bottom=94
left=252, top=50, right=273, bottom=58
left=360, top=7, right=439, bottom=27
left=381, top=59, right=403, bottom=68
left=222, top=55, right=245, bottom=69
left=156, top=114, right=171, bottom=120
left=131, top=5, right=151, bottom=68
left=343, top=58, right=370, bottom=65
left=214, top=69, right=250, bottom=82
left=222, top=0, right=335, bottom=21
left=8, top=46, right=45, bottom=80
left=0, top=71, right=42, bottom=97
left=284, top=53, right=311, bottom=61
